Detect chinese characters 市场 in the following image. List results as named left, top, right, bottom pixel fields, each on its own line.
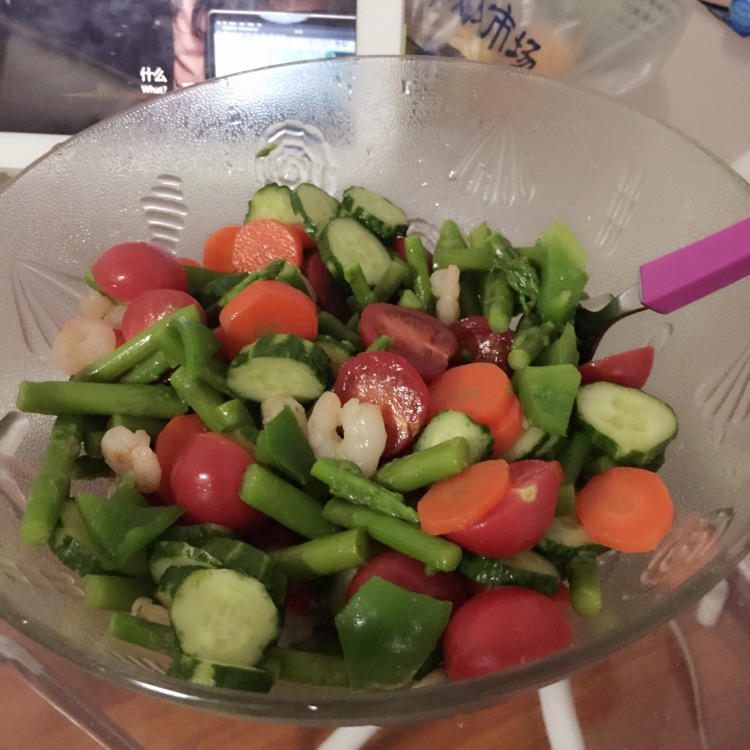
left=450, top=1, right=540, bottom=69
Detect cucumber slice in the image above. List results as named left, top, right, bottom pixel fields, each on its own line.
left=168, top=654, right=275, bottom=692
left=170, top=567, right=280, bottom=667
left=49, top=500, right=119, bottom=577
left=291, top=182, right=340, bottom=241
left=148, top=540, right=223, bottom=584
left=157, top=523, right=237, bottom=546
left=575, top=381, right=678, bottom=464
left=414, top=410, right=493, bottom=464
left=536, top=516, right=609, bottom=564
left=154, top=564, right=206, bottom=608
left=200, top=537, right=288, bottom=609
left=340, top=186, right=409, bottom=240
left=319, top=216, right=393, bottom=286
left=459, top=550, right=562, bottom=595
left=500, top=424, right=547, bottom=461
left=227, top=334, right=332, bottom=404
left=244, top=182, right=303, bottom=225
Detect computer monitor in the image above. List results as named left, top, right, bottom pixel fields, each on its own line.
left=0, top=1, right=403, bottom=173
left=205, top=11, right=356, bottom=79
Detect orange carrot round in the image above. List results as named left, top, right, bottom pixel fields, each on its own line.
left=428, top=362, right=514, bottom=428
left=418, top=459, right=512, bottom=536
left=218, top=279, right=318, bottom=359
left=575, top=466, right=674, bottom=553
left=489, top=394, right=525, bottom=456
left=232, top=218, right=304, bottom=273
left=203, top=224, right=242, bottom=272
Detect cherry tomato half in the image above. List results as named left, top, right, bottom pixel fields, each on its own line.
left=446, top=459, right=560, bottom=558
left=346, top=550, right=467, bottom=613
left=91, top=241, right=188, bottom=302
left=153, top=414, right=210, bottom=505
left=449, top=316, right=514, bottom=375
left=443, top=586, right=572, bottom=680
left=170, top=432, right=267, bottom=535
left=121, top=288, right=206, bottom=340
left=578, top=346, right=655, bottom=389
left=334, top=350, right=430, bottom=456
left=359, top=303, right=458, bottom=383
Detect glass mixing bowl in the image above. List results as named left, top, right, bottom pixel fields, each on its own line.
left=0, top=56, right=748, bottom=726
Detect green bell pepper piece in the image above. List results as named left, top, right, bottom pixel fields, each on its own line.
left=255, top=406, right=316, bottom=486
left=334, top=576, right=452, bottom=690
left=512, top=364, right=582, bottom=437
left=535, top=222, right=589, bottom=327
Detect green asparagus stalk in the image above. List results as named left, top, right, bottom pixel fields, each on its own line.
left=322, top=498, right=462, bottom=572
left=20, top=415, right=85, bottom=547
left=403, top=235, right=434, bottom=312
left=311, top=458, right=419, bottom=524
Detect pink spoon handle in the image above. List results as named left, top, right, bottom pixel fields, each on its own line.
left=639, top=217, right=750, bottom=314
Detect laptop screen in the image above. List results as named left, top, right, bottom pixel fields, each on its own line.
left=205, top=11, right=356, bottom=79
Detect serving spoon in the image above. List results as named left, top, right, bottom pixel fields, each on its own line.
left=575, top=217, right=750, bottom=362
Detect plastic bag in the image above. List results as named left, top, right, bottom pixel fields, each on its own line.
left=405, top=0, right=693, bottom=96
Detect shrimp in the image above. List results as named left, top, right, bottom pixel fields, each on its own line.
left=49, top=316, right=118, bottom=376
left=260, top=393, right=308, bottom=435
left=100, top=425, right=162, bottom=494
left=78, top=287, right=116, bottom=322
left=430, top=264, right=461, bottom=325
left=307, top=391, right=387, bottom=477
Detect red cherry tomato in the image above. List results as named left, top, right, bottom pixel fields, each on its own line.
left=121, top=288, right=206, bottom=340
left=303, top=250, right=351, bottom=322
left=443, top=587, right=573, bottom=680
left=359, top=303, right=458, bottom=383
left=334, top=350, right=430, bottom=456
left=92, top=241, right=188, bottom=302
left=446, top=460, right=560, bottom=557
left=152, top=414, right=210, bottom=504
left=170, top=432, right=267, bottom=535
left=346, top=550, right=467, bottom=613
left=449, top=316, right=514, bottom=375
left=578, top=346, right=655, bottom=389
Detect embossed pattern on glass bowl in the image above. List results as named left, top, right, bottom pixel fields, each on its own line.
left=0, top=57, right=749, bottom=726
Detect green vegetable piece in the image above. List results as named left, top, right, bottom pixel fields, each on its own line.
left=512, top=364, right=582, bottom=437
left=118, top=349, right=178, bottom=385
left=74, top=305, right=203, bottom=383
left=317, top=311, right=363, bottom=350
left=107, top=612, right=179, bottom=656
left=168, top=654, right=275, bottom=693
left=482, top=268, right=514, bottom=333
left=244, top=182, right=303, bottom=225
left=536, top=322, right=580, bottom=366
left=17, top=381, right=188, bottom=420
left=567, top=552, right=603, bottom=618
left=311, top=458, right=418, bottom=524
left=265, top=646, right=349, bottom=688
left=164, top=317, right=222, bottom=380
left=82, top=574, right=155, bottom=611
left=403, top=235, right=434, bottom=312
left=269, top=527, right=373, bottom=583
left=255, top=406, right=316, bottom=486
left=107, top=415, right=166, bottom=440
left=322, top=498, right=462, bottom=572
left=334, top=577, right=451, bottom=690
left=75, top=489, right=184, bottom=568
left=535, top=221, right=589, bottom=327
left=240, top=463, right=340, bottom=539
left=372, top=257, right=409, bottom=303
left=373, top=436, right=471, bottom=493
left=20, top=415, right=84, bottom=547
left=508, top=316, right=557, bottom=371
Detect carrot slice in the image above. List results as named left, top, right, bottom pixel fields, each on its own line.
left=488, top=394, right=525, bottom=456
left=203, top=224, right=242, bottom=273
left=575, top=466, right=674, bottom=553
left=218, top=279, right=318, bottom=359
left=428, top=362, right=514, bottom=427
left=232, top=218, right=304, bottom=273
left=418, top=459, right=512, bottom=536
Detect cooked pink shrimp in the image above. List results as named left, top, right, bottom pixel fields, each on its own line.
left=49, top=316, right=118, bottom=375
left=100, top=426, right=162, bottom=494
left=430, top=264, right=461, bottom=325
left=307, top=391, right=387, bottom=477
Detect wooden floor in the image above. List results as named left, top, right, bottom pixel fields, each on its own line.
left=1, top=566, right=748, bottom=750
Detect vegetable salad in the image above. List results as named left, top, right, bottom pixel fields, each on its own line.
left=15, top=181, right=678, bottom=692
